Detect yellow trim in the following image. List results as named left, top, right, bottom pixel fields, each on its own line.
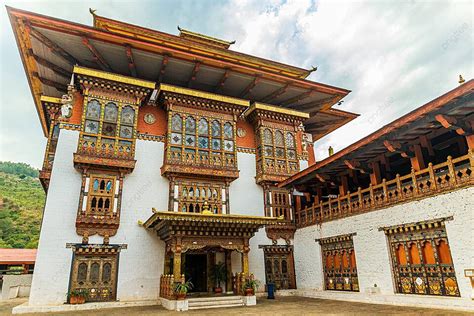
left=247, top=102, right=310, bottom=118
left=73, top=66, right=155, bottom=89
left=179, top=28, right=232, bottom=46
left=158, top=83, right=249, bottom=107
left=143, top=209, right=282, bottom=228
left=40, top=95, right=62, bottom=104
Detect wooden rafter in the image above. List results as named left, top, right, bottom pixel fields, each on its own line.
left=383, top=140, right=414, bottom=158
left=27, top=50, right=71, bottom=79
left=214, top=68, right=230, bottom=93
left=125, top=45, right=137, bottom=77
left=343, top=160, right=367, bottom=174
left=279, top=90, right=314, bottom=107
left=187, top=61, right=201, bottom=88
left=240, top=76, right=261, bottom=98
left=32, top=72, right=66, bottom=92
left=435, top=114, right=472, bottom=136
left=297, top=96, right=339, bottom=111
left=260, top=84, right=290, bottom=103
left=158, top=54, right=170, bottom=82
left=26, top=24, right=78, bottom=65
left=82, top=37, right=112, bottom=72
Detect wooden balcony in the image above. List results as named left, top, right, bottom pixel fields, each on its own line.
left=73, top=137, right=136, bottom=172
left=161, top=149, right=239, bottom=180
left=296, top=152, right=474, bottom=228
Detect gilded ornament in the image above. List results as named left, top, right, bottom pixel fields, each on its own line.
left=144, top=113, right=156, bottom=124
left=237, top=127, right=246, bottom=138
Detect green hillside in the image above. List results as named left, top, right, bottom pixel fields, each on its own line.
left=0, top=162, right=44, bottom=248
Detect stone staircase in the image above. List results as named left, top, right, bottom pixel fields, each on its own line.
left=187, top=295, right=244, bottom=310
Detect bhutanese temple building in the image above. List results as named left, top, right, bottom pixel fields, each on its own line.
left=7, top=6, right=474, bottom=313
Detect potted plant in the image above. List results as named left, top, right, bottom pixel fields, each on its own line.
left=68, top=289, right=88, bottom=304
left=210, top=262, right=227, bottom=293
left=242, top=276, right=260, bottom=296
left=174, top=279, right=193, bottom=300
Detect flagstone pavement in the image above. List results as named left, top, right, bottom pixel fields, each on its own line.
left=0, top=296, right=471, bottom=315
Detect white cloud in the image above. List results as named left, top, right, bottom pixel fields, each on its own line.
left=0, top=0, right=472, bottom=168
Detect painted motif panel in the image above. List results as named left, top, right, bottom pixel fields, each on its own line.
left=383, top=219, right=460, bottom=297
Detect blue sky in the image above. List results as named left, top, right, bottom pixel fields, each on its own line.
left=0, top=0, right=472, bottom=168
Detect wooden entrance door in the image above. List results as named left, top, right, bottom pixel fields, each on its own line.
left=263, top=246, right=296, bottom=290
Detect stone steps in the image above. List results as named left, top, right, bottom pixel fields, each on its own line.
left=188, top=296, right=244, bottom=310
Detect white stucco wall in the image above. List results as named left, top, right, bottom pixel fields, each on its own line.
left=294, top=186, right=474, bottom=310
left=229, top=152, right=270, bottom=285
left=29, top=133, right=168, bottom=305
left=29, top=129, right=83, bottom=306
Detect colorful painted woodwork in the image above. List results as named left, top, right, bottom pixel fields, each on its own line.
left=317, top=234, right=359, bottom=292
left=381, top=218, right=460, bottom=296
left=260, top=245, right=296, bottom=290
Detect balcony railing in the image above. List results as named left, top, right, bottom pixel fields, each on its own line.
left=296, top=152, right=473, bottom=228
left=78, top=137, right=134, bottom=160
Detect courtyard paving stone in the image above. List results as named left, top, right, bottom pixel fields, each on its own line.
left=0, top=297, right=471, bottom=315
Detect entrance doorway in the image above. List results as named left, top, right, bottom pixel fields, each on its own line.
left=184, top=254, right=207, bottom=292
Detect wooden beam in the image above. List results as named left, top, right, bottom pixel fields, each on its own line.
left=28, top=50, right=71, bottom=79
left=435, top=114, right=472, bottom=135
left=260, top=84, right=290, bottom=103
left=158, top=54, right=170, bottom=82
left=298, top=96, right=339, bottom=111
left=82, top=37, right=112, bottom=72
left=214, top=68, right=230, bottom=93
left=125, top=45, right=137, bottom=77
left=344, top=159, right=367, bottom=174
left=26, top=24, right=78, bottom=65
left=187, top=61, right=201, bottom=88
left=32, top=72, right=66, bottom=92
left=383, top=140, right=414, bottom=158
left=315, top=174, right=326, bottom=183
left=240, top=76, right=261, bottom=98
left=280, top=90, right=314, bottom=107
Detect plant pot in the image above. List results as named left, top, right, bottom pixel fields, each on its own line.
left=69, top=295, right=86, bottom=304
left=176, top=292, right=186, bottom=300
left=245, top=288, right=254, bottom=296
left=214, top=287, right=223, bottom=294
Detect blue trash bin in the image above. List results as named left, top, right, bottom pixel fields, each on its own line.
left=267, top=283, right=275, bottom=299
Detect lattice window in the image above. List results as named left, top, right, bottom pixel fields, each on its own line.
left=174, top=180, right=227, bottom=214
left=70, top=247, right=119, bottom=302
left=383, top=218, right=459, bottom=296
left=258, top=127, right=299, bottom=177
left=265, top=187, right=292, bottom=220
left=167, top=111, right=236, bottom=169
left=318, top=234, right=359, bottom=292
left=79, top=98, right=137, bottom=158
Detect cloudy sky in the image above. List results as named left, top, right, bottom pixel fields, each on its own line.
left=0, top=0, right=472, bottom=168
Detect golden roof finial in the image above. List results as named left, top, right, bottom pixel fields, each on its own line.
left=458, top=75, right=465, bottom=85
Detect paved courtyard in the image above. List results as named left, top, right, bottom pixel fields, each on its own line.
left=1, top=297, right=471, bottom=316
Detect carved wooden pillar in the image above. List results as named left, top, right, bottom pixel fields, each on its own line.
left=369, top=161, right=381, bottom=185
left=173, top=240, right=182, bottom=279
left=339, top=175, right=349, bottom=196
left=410, top=144, right=426, bottom=171
left=242, top=242, right=250, bottom=275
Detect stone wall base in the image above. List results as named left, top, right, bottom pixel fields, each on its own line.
left=294, top=289, right=474, bottom=312
left=12, top=300, right=158, bottom=314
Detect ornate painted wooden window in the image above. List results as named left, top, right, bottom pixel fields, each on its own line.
left=382, top=218, right=459, bottom=296
left=261, top=245, right=296, bottom=290
left=264, top=187, right=292, bottom=220
left=318, top=234, right=359, bottom=292
left=76, top=172, right=123, bottom=239
left=167, top=111, right=236, bottom=170
left=69, top=244, right=121, bottom=302
left=170, top=179, right=229, bottom=214
left=257, top=127, right=299, bottom=181
left=79, top=98, right=138, bottom=159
